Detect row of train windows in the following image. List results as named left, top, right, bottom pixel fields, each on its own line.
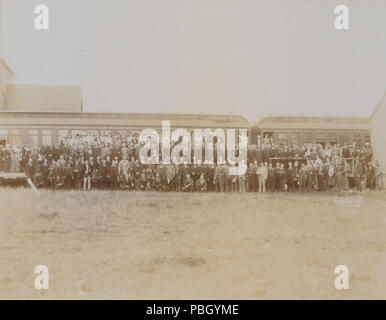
left=0, top=130, right=55, bottom=146
left=0, top=129, right=119, bottom=134
left=0, top=129, right=135, bottom=138
left=273, top=132, right=370, bottom=140
left=0, top=135, right=53, bottom=146
left=1, top=128, right=165, bottom=147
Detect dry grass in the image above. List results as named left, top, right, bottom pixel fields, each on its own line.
left=0, top=188, right=386, bottom=299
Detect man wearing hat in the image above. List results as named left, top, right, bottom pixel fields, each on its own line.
left=40, top=158, right=50, bottom=188
left=107, top=158, right=119, bottom=190
left=286, top=161, right=296, bottom=192
left=353, top=158, right=363, bottom=192
left=63, top=161, right=74, bottom=189
left=1, top=144, right=11, bottom=172
left=366, top=162, right=375, bottom=190
left=257, top=162, right=267, bottom=192
left=24, top=158, right=35, bottom=180
left=118, top=156, right=130, bottom=188
left=298, top=163, right=308, bottom=192
left=343, top=159, right=351, bottom=191
left=195, top=173, right=207, bottom=192
left=182, top=173, right=194, bottom=192
left=335, top=160, right=345, bottom=191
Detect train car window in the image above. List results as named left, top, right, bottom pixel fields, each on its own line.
left=71, top=130, right=82, bottom=136
left=11, top=135, right=23, bottom=147
left=289, top=133, right=298, bottom=144
left=42, top=135, right=52, bottom=145
left=58, top=130, right=70, bottom=143
left=28, top=135, right=39, bottom=146
left=58, top=130, right=69, bottom=137
left=0, top=130, right=9, bottom=147
left=101, top=130, right=111, bottom=137
left=277, top=133, right=288, bottom=140
left=304, top=133, right=315, bottom=140
left=88, top=130, right=98, bottom=136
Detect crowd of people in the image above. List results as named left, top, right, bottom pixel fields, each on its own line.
left=0, top=131, right=384, bottom=192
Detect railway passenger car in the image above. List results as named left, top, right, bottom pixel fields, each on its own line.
left=251, top=115, right=371, bottom=146
left=0, top=111, right=251, bottom=147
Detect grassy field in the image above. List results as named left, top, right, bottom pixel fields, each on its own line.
left=1, top=188, right=386, bottom=299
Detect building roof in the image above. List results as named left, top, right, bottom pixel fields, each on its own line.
left=0, top=111, right=250, bottom=129
left=253, top=115, right=371, bottom=131
left=3, top=85, right=82, bottom=112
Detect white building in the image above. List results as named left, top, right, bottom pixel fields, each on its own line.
left=0, top=0, right=14, bottom=109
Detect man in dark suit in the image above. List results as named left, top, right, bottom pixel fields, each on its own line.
left=82, top=160, right=92, bottom=190
left=54, top=161, right=64, bottom=189
left=63, top=162, right=74, bottom=189
left=107, top=159, right=119, bottom=190
left=354, top=158, right=363, bottom=192
left=98, top=159, right=108, bottom=189
left=342, top=143, right=350, bottom=158
left=182, top=173, right=194, bottom=192
left=24, top=158, right=35, bottom=180
left=40, top=158, right=50, bottom=188
left=286, top=161, right=296, bottom=192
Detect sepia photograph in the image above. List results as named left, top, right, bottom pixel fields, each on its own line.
left=0, top=0, right=385, bottom=304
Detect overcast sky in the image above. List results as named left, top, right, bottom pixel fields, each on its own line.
left=1, top=0, right=385, bottom=122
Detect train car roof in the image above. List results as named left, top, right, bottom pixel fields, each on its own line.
left=0, top=111, right=250, bottom=129
left=253, top=115, right=371, bottom=131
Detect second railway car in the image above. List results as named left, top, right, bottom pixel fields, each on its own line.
left=251, top=115, right=371, bottom=146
